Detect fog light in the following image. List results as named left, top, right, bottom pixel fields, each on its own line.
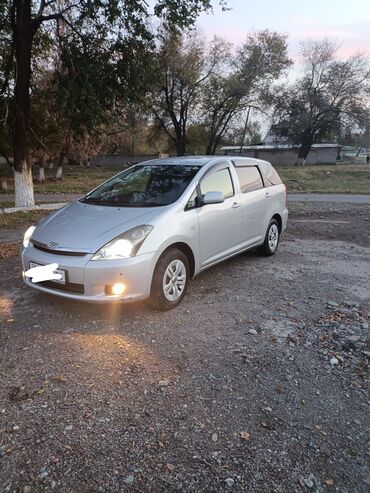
left=110, top=283, right=126, bottom=295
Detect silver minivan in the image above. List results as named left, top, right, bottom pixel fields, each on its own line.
left=22, top=156, right=288, bottom=310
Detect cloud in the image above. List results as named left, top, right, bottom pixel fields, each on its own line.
left=197, top=13, right=370, bottom=60
left=289, top=16, right=370, bottom=58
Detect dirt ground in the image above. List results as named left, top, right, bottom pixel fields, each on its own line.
left=0, top=203, right=369, bottom=493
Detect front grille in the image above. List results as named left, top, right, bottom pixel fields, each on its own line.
left=32, top=241, right=87, bottom=257
left=36, top=280, right=85, bottom=294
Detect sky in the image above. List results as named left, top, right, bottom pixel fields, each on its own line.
left=196, top=0, right=370, bottom=60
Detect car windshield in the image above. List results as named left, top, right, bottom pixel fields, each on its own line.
left=80, top=164, right=201, bottom=207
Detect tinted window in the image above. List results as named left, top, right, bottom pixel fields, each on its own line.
left=259, top=162, right=282, bottom=186
left=80, top=164, right=200, bottom=207
left=236, top=166, right=263, bottom=193
left=200, top=168, right=234, bottom=199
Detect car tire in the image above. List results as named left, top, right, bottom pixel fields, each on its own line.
left=258, top=219, right=280, bottom=256
left=147, top=248, right=190, bottom=311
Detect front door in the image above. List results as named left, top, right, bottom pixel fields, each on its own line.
left=198, top=165, right=242, bottom=268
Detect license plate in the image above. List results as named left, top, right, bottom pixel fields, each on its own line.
left=29, top=262, right=66, bottom=284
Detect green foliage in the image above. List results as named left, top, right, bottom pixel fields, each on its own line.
left=150, top=27, right=230, bottom=155
left=201, top=30, right=291, bottom=154
left=154, top=0, right=212, bottom=28
left=271, top=40, right=370, bottom=161
left=1, top=0, right=218, bottom=166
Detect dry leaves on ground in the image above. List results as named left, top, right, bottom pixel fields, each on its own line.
left=0, top=241, right=20, bottom=259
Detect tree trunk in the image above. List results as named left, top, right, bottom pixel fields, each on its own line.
left=176, top=138, right=186, bottom=157
left=14, top=167, right=35, bottom=207
left=38, top=156, right=45, bottom=182
left=56, top=149, right=66, bottom=180
left=298, top=142, right=312, bottom=166
left=56, top=165, right=63, bottom=180
left=239, top=106, right=251, bottom=154
left=205, top=142, right=213, bottom=155
left=12, top=0, right=34, bottom=207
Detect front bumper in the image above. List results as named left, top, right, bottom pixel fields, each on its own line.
left=22, top=244, right=156, bottom=302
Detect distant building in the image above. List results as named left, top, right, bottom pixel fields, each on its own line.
left=221, top=143, right=342, bottom=165
left=221, top=129, right=342, bottom=165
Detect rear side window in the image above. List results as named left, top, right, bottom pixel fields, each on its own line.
left=260, top=163, right=282, bottom=186
left=200, top=168, right=234, bottom=199
left=236, top=166, right=263, bottom=193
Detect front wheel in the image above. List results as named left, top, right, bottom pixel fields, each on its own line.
left=147, top=248, right=189, bottom=310
left=258, top=219, right=280, bottom=256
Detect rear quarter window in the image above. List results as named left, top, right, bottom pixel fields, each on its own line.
left=260, top=163, right=283, bottom=186
left=235, top=166, right=263, bottom=193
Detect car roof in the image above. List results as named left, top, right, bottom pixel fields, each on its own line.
left=142, top=156, right=218, bottom=166
left=140, top=156, right=270, bottom=167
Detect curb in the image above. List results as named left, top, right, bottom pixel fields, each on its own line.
left=0, top=203, right=68, bottom=214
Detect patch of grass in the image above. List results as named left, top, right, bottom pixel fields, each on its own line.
left=0, top=210, right=49, bottom=229
left=0, top=165, right=123, bottom=195
left=2, top=162, right=370, bottom=195
left=276, top=164, right=370, bottom=194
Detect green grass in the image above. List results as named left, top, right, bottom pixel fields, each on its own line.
left=0, top=165, right=122, bottom=195
left=276, top=164, right=370, bottom=194
left=1, top=162, right=370, bottom=196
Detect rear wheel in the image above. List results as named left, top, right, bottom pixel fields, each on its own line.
left=258, top=219, right=280, bottom=256
left=147, top=248, right=189, bottom=310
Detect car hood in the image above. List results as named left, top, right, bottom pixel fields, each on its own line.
left=32, top=201, right=162, bottom=253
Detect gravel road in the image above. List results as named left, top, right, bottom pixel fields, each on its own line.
left=0, top=203, right=369, bottom=493
left=288, top=194, right=370, bottom=204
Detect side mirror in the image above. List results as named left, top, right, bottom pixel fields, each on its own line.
left=203, top=191, right=225, bottom=205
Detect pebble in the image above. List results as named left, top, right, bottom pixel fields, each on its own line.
left=304, top=473, right=316, bottom=488
left=225, top=478, right=235, bottom=488
left=64, top=425, right=73, bottom=432
left=158, top=380, right=169, bottom=387
left=124, top=475, right=135, bottom=485
left=347, top=335, right=360, bottom=342
left=212, top=432, right=218, bottom=442
left=304, top=478, right=314, bottom=488
left=248, top=329, right=258, bottom=335
left=330, top=357, right=339, bottom=366
left=23, top=487, right=31, bottom=493
left=38, top=471, right=48, bottom=480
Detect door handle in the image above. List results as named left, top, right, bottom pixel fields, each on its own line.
left=265, top=191, right=271, bottom=198
left=232, top=202, right=240, bottom=208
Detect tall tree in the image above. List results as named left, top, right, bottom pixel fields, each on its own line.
left=0, top=0, right=218, bottom=206
left=201, top=30, right=291, bottom=154
left=150, top=28, right=229, bottom=156
left=271, top=40, right=370, bottom=164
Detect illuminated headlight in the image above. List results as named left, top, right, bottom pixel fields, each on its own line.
left=92, top=225, right=153, bottom=260
left=23, top=225, right=36, bottom=248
